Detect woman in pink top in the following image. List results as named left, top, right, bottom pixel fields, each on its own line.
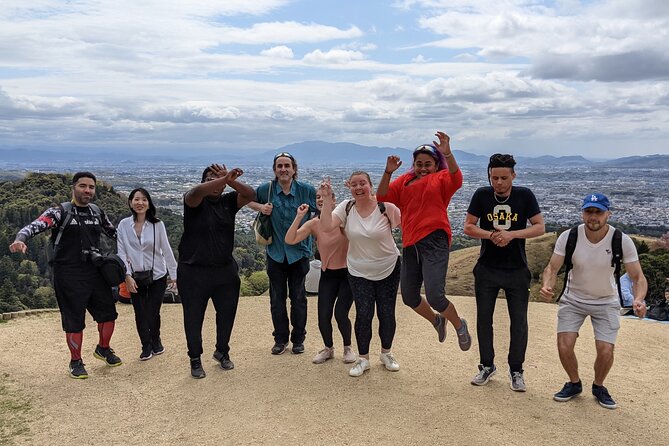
left=285, top=190, right=356, bottom=364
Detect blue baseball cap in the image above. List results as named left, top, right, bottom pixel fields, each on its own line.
left=581, top=193, right=610, bottom=211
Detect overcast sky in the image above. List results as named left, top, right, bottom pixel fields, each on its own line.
left=1, top=0, right=668, bottom=158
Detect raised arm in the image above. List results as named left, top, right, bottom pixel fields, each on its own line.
left=434, top=131, right=459, bottom=174
left=10, top=206, right=62, bottom=254
left=285, top=204, right=316, bottom=245
left=318, top=181, right=342, bottom=232
left=377, top=155, right=402, bottom=197
left=540, top=253, right=566, bottom=302
left=184, top=164, right=251, bottom=208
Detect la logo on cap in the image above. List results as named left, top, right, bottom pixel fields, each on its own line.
left=591, top=195, right=598, bottom=201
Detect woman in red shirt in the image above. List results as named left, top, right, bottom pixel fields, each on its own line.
left=376, top=131, right=471, bottom=351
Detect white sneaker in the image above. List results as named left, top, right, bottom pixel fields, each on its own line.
left=379, top=352, right=400, bottom=372
left=342, top=346, right=357, bottom=364
left=348, top=358, right=370, bottom=377
left=312, top=347, right=334, bottom=364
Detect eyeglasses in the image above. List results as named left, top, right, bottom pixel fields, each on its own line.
left=274, top=152, right=295, bottom=161
left=413, top=144, right=438, bottom=155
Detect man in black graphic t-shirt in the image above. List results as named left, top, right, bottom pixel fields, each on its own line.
left=10, top=172, right=122, bottom=379
left=464, top=154, right=545, bottom=392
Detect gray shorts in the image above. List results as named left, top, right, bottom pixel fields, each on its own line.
left=557, top=298, right=620, bottom=344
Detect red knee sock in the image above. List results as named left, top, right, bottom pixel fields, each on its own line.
left=97, top=321, right=115, bottom=348
left=66, top=332, right=83, bottom=361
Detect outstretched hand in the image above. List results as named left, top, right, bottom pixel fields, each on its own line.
left=385, top=155, right=402, bottom=173
left=433, top=131, right=452, bottom=156
left=9, top=241, right=27, bottom=254
left=224, top=167, right=243, bottom=183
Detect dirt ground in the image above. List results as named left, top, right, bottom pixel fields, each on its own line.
left=1, top=296, right=667, bottom=446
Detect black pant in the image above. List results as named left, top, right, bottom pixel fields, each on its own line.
left=53, top=264, right=117, bottom=333
left=131, top=275, right=167, bottom=348
left=178, top=262, right=240, bottom=359
left=266, top=256, right=309, bottom=344
left=473, top=262, right=530, bottom=372
left=348, top=258, right=401, bottom=356
left=318, top=268, right=353, bottom=348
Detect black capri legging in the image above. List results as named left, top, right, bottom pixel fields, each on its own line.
left=318, top=267, right=353, bottom=348
left=347, top=258, right=401, bottom=356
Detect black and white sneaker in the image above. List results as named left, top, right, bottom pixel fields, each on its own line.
left=271, top=342, right=288, bottom=355
left=69, top=359, right=89, bottom=379
left=471, top=364, right=496, bottom=386
left=152, top=339, right=165, bottom=355
left=190, top=357, right=206, bottom=379
left=213, top=350, right=234, bottom=370
left=93, top=345, right=123, bottom=367
left=139, top=344, right=153, bottom=361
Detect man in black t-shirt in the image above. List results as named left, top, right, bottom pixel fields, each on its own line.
left=464, top=154, right=545, bottom=392
left=177, top=163, right=255, bottom=378
left=10, top=172, right=122, bottom=379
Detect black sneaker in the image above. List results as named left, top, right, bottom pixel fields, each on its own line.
left=553, top=381, right=582, bottom=402
left=271, top=342, right=288, bottom=355
left=69, top=359, right=89, bottom=379
left=213, top=350, right=235, bottom=370
left=93, top=345, right=123, bottom=367
left=190, top=357, right=206, bottom=379
left=592, top=384, right=617, bottom=409
left=139, top=344, right=153, bottom=361
left=292, top=343, right=305, bottom=354
left=434, top=314, right=446, bottom=343
left=152, top=339, right=165, bottom=355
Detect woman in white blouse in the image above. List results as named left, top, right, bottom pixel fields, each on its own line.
left=117, top=188, right=177, bottom=361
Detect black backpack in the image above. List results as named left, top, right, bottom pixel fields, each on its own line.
left=558, top=226, right=626, bottom=307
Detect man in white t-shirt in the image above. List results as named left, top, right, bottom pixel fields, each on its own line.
left=540, top=193, right=647, bottom=410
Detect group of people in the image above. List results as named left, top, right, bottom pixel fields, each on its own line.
left=9, top=131, right=649, bottom=410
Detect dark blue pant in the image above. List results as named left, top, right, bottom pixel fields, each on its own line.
left=348, top=258, right=401, bottom=356
left=401, top=229, right=451, bottom=313
left=178, top=262, right=240, bottom=359
left=473, top=262, right=530, bottom=372
left=318, top=268, right=353, bottom=348
left=266, top=256, right=309, bottom=344
left=130, top=275, right=167, bottom=348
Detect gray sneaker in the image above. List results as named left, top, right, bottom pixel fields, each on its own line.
left=456, top=318, right=472, bottom=351
left=509, top=370, right=526, bottom=392
left=434, top=314, right=446, bottom=343
left=471, top=364, right=496, bottom=386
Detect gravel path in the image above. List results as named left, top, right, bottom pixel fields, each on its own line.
left=0, top=296, right=667, bottom=445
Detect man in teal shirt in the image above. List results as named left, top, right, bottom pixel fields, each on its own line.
left=248, top=152, right=316, bottom=355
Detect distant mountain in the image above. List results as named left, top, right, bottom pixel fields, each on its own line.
left=516, top=155, right=593, bottom=167
left=599, top=154, right=669, bottom=168
left=1, top=145, right=668, bottom=168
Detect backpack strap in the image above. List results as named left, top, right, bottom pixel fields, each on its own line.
left=557, top=226, right=579, bottom=302
left=611, top=228, right=625, bottom=307
left=345, top=199, right=392, bottom=227
left=53, top=202, right=75, bottom=250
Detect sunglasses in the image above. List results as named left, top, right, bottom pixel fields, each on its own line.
left=274, top=152, right=295, bottom=161
left=413, top=144, right=438, bottom=155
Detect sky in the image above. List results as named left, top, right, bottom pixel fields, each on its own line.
left=0, top=0, right=668, bottom=158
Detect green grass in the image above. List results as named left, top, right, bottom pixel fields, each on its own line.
left=0, top=373, right=32, bottom=445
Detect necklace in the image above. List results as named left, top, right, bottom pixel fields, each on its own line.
left=494, top=193, right=511, bottom=204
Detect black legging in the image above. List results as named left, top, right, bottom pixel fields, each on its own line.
left=347, top=258, right=401, bottom=356
left=318, top=268, right=353, bottom=348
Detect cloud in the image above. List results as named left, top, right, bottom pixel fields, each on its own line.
left=260, top=46, right=294, bottom=59
left=303, top=49, right=365, bottom=65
